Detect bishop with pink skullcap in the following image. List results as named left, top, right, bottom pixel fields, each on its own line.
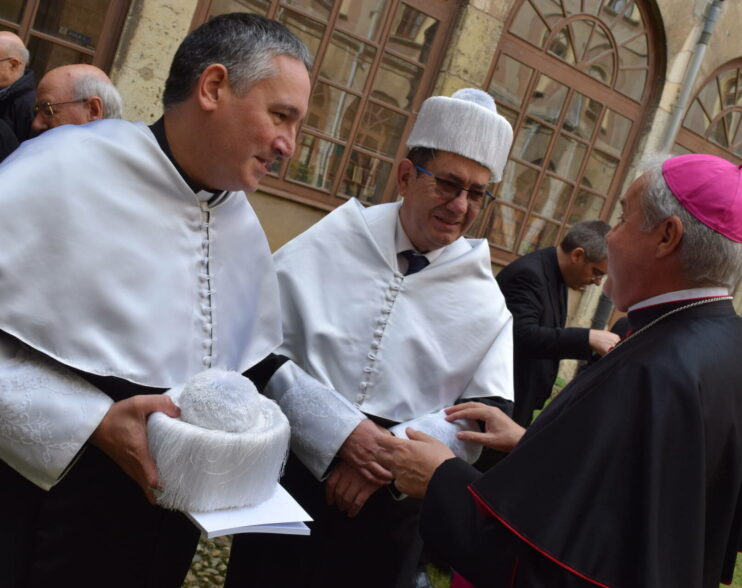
left=662, top=154, right=742, bottom=242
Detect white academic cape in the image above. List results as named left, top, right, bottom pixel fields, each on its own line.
left=265, top=198, right=513, bottom=477
left=0, top=119, right=282, bottom=489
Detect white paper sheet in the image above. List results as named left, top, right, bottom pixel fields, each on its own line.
left=186, top=484, right=312, bottom=539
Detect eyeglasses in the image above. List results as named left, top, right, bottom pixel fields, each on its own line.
left=33, top=99, right=87, bottom=117
left=414, top=165, right=494, bottom=208
left=0, top=57, right=12, bottom=64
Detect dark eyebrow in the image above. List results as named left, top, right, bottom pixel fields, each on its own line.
left=443, top=172, right=487, bottom=190
left=272, top=103, right=303, bottom=121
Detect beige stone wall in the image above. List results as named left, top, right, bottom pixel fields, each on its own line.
left=247, top=191, right=328, bottom=252
left=109, top=0, right=198, bottom=123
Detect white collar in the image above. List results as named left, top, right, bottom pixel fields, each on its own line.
left=629, top=287, right=730, bottom=312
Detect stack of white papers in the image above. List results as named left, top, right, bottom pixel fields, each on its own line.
left=186, top=484, right=312, bottom=539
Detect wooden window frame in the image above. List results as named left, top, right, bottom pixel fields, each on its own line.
left=0, top=1, right=130, bottom=73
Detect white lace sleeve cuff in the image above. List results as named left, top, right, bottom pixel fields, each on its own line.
left=390, top=410, right=483, bottom=464
left=0, top=338, right=113, bottom=490
left=263, top=361, right=364, bottom=480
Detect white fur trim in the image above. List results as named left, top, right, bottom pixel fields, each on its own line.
left=147, top=369, right=290, bottom=512
left=406, top=89, right=513, bottom=182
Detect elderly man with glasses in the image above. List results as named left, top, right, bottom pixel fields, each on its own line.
left=0, top=31, right=34, bottom=157
left=31, top=64, right=123, bottom=134
left=225, top=88, right=515, bottom=588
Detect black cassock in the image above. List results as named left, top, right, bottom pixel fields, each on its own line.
left=420, top=299, right=742, bottom=588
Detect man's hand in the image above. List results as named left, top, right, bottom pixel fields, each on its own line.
left=89, top=394, right=180, bottom=504
left=588, top=329, right=620, bottom=356
left=377, top=429, right=454, bottom=499
left=325, top=460, right=384, bottom=517
left=338, top=419, right=394, bottom=484
left=444, top=402, right=525, bottom=452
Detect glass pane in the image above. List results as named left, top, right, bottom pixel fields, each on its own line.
left=567, top=189, right=605, bottom=224
left=566, top=20, right=593, bottom=64
left=532, top=0, right=565, bottom=25
left=338, top=0, right=388, bottom=42
left=615, top=65, right=646, bottom=101
left=356, top=102, right=407, bottom=156
left=33, top=0, right=106, bottom=50
left=549, top=134, right=586, bottom=181
left=321, top=31, right=376, bottom=92
left=387, top=3, right=439, bottom=65
left=0, top=0, right=23, bottom=23
left=527, top=74, right=568, bottom=124
left=584, top=25, right=614, bottom=86
left=27, top=37, right=92, bottom=82
left=547, top=27, right=573, bottom=64
left=518, top=216, right=560, bottom=255
left=277, top=8, right=325, bottom=61
left=510, top=0, right=549, bottom=48
left=287, top=133, right=344, bottom=192
left=498, top=104, right=518, bottom=128
left=208, top=0, right=270, bottom=17
left=282, top=0, right=331, bottom=21
left=696, top=76, right=722, bottom=120
left=582, top=150, right=618, bottom=194
left=594, top=108, right=631, bottom=157
left=488, top=203, right=525, bottom=251
left=305, top=82, right=359, bottom=142
left=341, top=150, right=393, bottom=204
left=497, top=160, right=538, bottom=208
left=719, top=68, right=741, bottom=108
left=532, top=175, right=572, bottom=222
left=708, top=116, right=730, bottom=150
left=370, top=53, right=421, bottom=110
left=683, top=99, right=710, bottom=136
left=512, top=118, right=554, bottom=166
left=621, top=33, right=648, bottom=64
left=563, top=91, right=599, bottom=139
left=489, top=54, right=534, bottom=110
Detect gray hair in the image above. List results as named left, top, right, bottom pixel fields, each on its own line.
left=163, top=13, right=311, bottom=108
left=73, top=73, right=122, bottom=119
left=560, top=220, right=611, bottom=262
left=638, top=154, right=742, bottom=289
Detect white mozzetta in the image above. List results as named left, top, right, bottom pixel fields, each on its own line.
left=0, top=119, right=282, bottom=388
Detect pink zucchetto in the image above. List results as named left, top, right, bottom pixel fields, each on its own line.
left=662, top=154, right=742, bottom=243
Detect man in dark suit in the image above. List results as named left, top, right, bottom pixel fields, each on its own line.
left=496, top=220, right=619, bottom=426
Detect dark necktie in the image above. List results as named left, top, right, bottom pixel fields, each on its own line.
left=401, top=250, right=429, bottom=276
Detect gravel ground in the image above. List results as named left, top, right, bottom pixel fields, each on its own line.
left=183, top=535, right=232, bottom=588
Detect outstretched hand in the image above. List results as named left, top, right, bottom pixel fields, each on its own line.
left=444, top=402, right=525, bottom=452
left=377, top=429, right=454, bottom=499
left=89, top=394, right=180, bottom=503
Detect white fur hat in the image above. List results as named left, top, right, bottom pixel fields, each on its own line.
left=147, top=369, right=290, bottom=512
left=405, top=88, right=513, bottom=182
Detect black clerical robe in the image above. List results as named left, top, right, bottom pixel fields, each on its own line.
left=420, top=299, right=742, bottom=588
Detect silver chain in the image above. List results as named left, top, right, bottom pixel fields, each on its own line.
left=613, top=296, right=733, bottom=350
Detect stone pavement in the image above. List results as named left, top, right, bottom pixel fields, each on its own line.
left=183, top=535, right=232, bottom=588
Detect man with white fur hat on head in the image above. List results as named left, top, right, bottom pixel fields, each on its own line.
left=226, top=89, right=515, bottom=587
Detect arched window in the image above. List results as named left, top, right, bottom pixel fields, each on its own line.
left=470, top=0, right=663, bottom=265
left=193, top=0, right=460, bottom=209
left=674, top=58, right=742, bottom=164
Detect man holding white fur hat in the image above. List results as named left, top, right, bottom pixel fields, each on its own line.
left=226, top=89, right=515, bottom=587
